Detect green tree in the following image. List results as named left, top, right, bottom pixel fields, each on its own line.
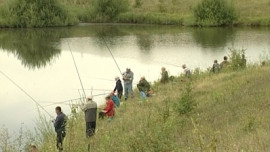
left=0, top=0, right=78, bottom=27
left=92, top=0, right=129, bottom=21
left=194, top=0, right=237, bottom=26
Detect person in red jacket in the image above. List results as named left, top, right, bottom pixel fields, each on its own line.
left=99, top=96, right=115, bottom=121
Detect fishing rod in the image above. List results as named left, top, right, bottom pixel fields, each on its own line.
left=0, top=70, right=54, bottom=119
left=101, top=36, right=123, bottom=75
left=39, top=92, right=110, bottom=108
left=74, top=88, right=112, bottom=91
left=67, top=40, right=87, bottom=101
left=83, top=76, right=115, bottom=82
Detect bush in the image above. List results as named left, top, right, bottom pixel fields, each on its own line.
left=92, top=0, right=129, bottom=22
left=117, top=12, right=183, bottom=25
left=194, top=0, right=237, bottom=26
left=175, top=82, right=195, bottom=115
left=229, top=48, right=247, bottom=70
left=0, top=0, right=78, bottom=28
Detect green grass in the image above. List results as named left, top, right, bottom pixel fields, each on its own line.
left=22, top=62, right=268, bottom=151
left=0, top=0, right=269, bottom=26
left=0, top=61, right=269, bottom=151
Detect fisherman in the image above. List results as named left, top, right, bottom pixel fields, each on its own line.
left=182, top=64, right=191, bottom=77
left=111, top=92, right=120, bottom=107
left=81, top=97, right=97, bottom=138
left=240, top=54, right=246, bottom=68
left=113, top=76, right=123, bottom=99
left=99, top=96, right=115, bottom=121
left=211, top=60, right=220, bottom=73
left=160, top=67, right=169, bottom=84
left=122, top=68, right=134, bottom=100
left=53, top=106, right=67, bottom=151
left=137, top=76, right=151, bottom=100
left=220, top=56, right=229, bottom=69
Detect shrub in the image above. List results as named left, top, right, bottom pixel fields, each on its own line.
left=117, top=12, right=183, bottom=25
left=92, top=0, right=129, bottom=22
left=229, top=48, right=247, bottom=70
left=0, top=0, right=78, bottom=28
left=194, top=0, right=237, bottom=26
left=175, top=82, right=195, bottom=115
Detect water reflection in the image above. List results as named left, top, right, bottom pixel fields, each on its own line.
left=0, top=29, right=64, bottom=69
left=136, top=34, right=154, bottom=52
left=192, top=27, right=236, bottom=49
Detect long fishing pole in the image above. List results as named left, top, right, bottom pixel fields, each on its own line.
left=74, top=89, right=112, bottom=91
left=101, top=36, right=123, bottom=75
left=67, top=40, right=87, bottom=100
left=39, top=92, right=109, bottom=108
left=0, top=70, right=54, bottom=119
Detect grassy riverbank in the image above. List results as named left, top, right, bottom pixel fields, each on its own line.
left=0, top=0, right=269, bottom=27
left=0, top=49, right=269, bottom=151
left=28, top=61, right=269, bottom=151
left=54, top=0, right=270, bottom=26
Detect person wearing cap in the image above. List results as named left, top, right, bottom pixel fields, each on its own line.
left=160, top=67, right=169, bottom=84
left=110, top=92, right=120, bottom=107
left=182, top=64, right=191, bottom=77
left=81, top=97, right=97, bottom=138
left=122, top=68, right=134, bottom=100
left=113, top=76, right=123, bottom=99
left=137, top=76, right=151, bottom=100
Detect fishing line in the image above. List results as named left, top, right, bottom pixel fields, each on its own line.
left=0, top=70, right=54, bottom=119
left=38, top=92, right=109, bottom=108
left=67, top=40, right=87, bottom=101
left=101, top=36, right=123, bottom=75
left=75, top=88, right=112, bottom=92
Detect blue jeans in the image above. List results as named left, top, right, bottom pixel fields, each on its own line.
left=124, top=83, right=133, bottom=99
left=140, top=91, right=147, bottom=99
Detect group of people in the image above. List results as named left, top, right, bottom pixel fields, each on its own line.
left=211, top=55, right=246, bottom=73
left=50, top=56, right=238, bottom=151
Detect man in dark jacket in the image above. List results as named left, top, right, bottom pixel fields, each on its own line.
left=54, top=106, right=67, bottom=151
left=137, top=77, right=150, bottom=100
left=113, top=76, right=123, bottom=99
left=81, top=97, right=97, bottom=137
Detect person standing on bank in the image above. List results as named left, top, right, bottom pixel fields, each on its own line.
left=160, top=67, right=169, bottom=84
left=113, top=76, right=123, bottom=99
left=81, top=97, right=97, bottom=138
left=123, top=68, right=134, bottom=100
left=53, top=106, right=67, bottom=151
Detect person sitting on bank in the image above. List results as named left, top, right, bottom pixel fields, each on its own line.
left=110, top=92, right=120, bottom=108
left=99, top=96, right=115, bottom=121
left=182, top=64, right=191, bottom=77
left=53, top=106, right=67, bottom=151
left=81, top=97, right=97, bottom=138
left=137, top=76, right=151, bottom=100
left=211, top=60, right=220, bottom=73
left=113, top=76, right=123, bottom=99
left=160, top=67, right=169, bottom=84
left=220, top=56, right=229, bottom=69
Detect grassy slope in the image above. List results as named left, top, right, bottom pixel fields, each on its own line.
left=1, top=0, right=268, bottom=25
left=39, top=65, right=269, bottom=151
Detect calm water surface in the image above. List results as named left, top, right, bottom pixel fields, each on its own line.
left=0, top=24, right=269, bottom=131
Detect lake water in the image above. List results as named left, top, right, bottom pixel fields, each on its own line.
left=0, top=24, right=269, bottom=132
